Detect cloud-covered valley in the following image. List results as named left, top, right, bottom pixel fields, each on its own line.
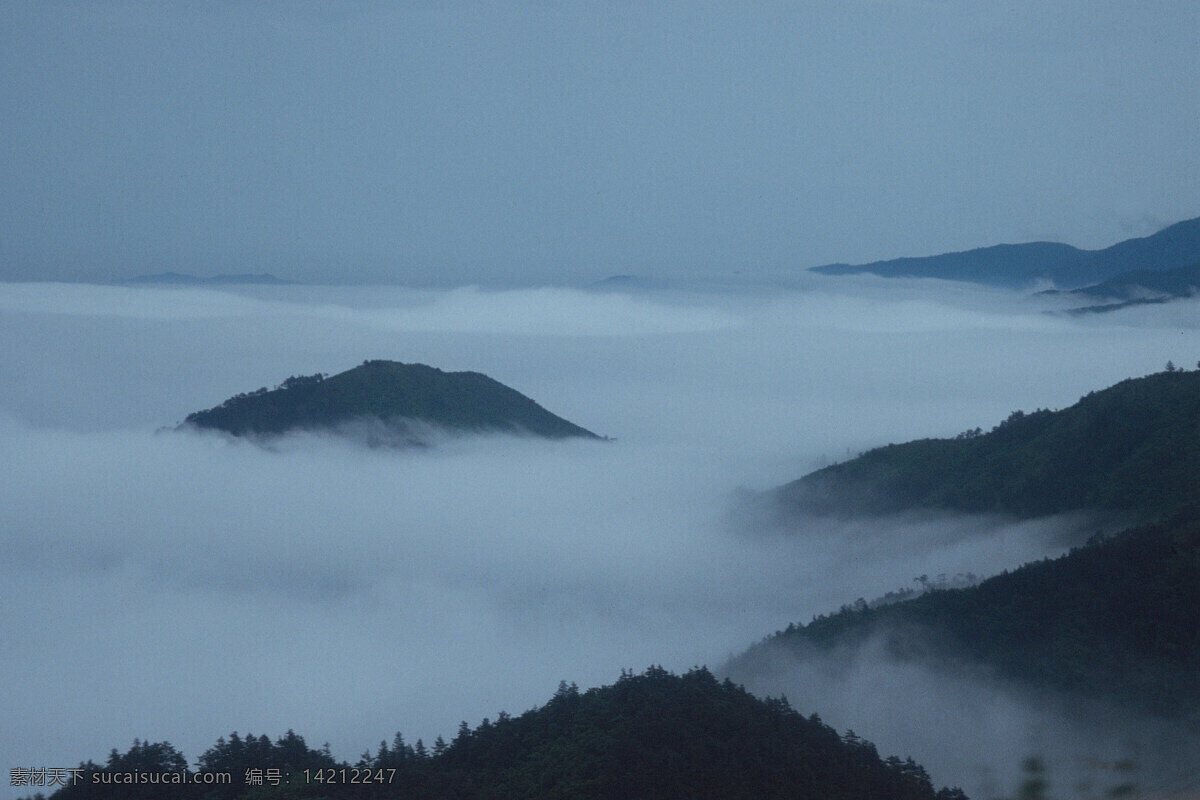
left=3, top=279, right=1199, bottom=797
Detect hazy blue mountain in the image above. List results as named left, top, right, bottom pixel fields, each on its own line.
left=585, top=273, right=675, bottom=292
left=1045, top=258, right=1200, bottom=313
left=181, top=360, right=601, bottom=441
left=588, top=273, right=644, bottom=288
left=117, top=271, right=297, bottom=285
left=811, top=215, right=1200, bottom=288
left=1065, top=296, right=1178, bottom=315
left=774, top=368, right=1200, bottom=519
left=813, top=241, right=1089, bottom=286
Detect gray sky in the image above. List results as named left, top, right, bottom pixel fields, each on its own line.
left=2, top=1, right=1199, bottom=285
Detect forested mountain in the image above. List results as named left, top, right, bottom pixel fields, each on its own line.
left=21, top=668, right=965, bottom=800
left=775, top=368, right=1200, bottom=518
left=733, top=366, right=1200, bottom=738
left=810, top=215, right=1200, bottom=288
left=728, top=504, right=1200, bottom=723
left=180, top=360, right=600, bottom=441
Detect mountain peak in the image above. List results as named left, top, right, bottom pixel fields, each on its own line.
left=180, top=360, right=601, bottom=442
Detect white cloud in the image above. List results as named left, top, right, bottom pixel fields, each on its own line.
left=2, top=279, right=1199, bottom=798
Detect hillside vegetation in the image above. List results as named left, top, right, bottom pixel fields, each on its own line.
left=181, top=360, right=600, bottom=441
left=777, top=368, right=1200, bottom=518
left=739, top=367, right=1200, bottom=724
left=730, top=504, right=1200, bottom=722
left=23, top=668, right=965, bottom=800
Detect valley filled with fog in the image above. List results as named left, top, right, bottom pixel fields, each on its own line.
left=3, top=277, right=1198, bottom=797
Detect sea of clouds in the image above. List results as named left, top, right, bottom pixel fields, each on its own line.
left=2, top=276, right=1198, bottom=798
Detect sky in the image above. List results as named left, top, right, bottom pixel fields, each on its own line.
left=2, top=1, right=1199, bottom=286
left=3, top=277, right=1200, bottom=798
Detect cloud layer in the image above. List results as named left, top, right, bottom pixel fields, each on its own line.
left=3, top=280, right=1199, bottom=797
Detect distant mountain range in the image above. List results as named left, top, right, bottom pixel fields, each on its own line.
left=586, top=274, right=669, bottom=291
left=588, top=274, right=646, bottom=289
left=774, top=369, right=1200, bottom=519
left=180, top=360, right=601, bottom=442
left=811, top=215, right=1200, bottom=289
left=1038, top=258, right=1200, bottom=314
left=1068, top=259, right=1200, bottom=301
left=117, top=272, right=296, bottom=285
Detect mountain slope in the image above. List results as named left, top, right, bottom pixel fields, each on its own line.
left=728, top=504, right=1200, bottom=723
left=1061, top=258, right=1200, bottom=307
left=740, top=369, right=1200, bottom=726
left=776, top=369, right=1200, bottom=519
left=1036, top=258, right=1200, bottom=314
left=812, top=241, right=1089, bottom=286
left=810, top=216, right=1200, bottom=288
left=181, top=360, right=600, bottom=440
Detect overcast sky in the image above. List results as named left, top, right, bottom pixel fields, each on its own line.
left=2, top=1, right=1198, bottom=286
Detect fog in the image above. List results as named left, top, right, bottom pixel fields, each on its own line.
left=728, top=635, right=1200, bottom=799
left=2, top=279, right=1199, bottom=797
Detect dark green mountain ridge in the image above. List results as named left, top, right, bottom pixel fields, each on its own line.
left=734, top=367, right=1200, bottom=742
left=728, top=503, right=1200, bottom=724
left=181, top=360, right=600, bottom=441
left=810, top=215, right=1200, bottom=288
left=776, top=368, right=1200, bottom=519
left=25, top=667, right=964, bottom=800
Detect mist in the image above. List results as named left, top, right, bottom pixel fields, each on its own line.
left=3, top=278, right=1200, bottom=797
left=727, top=634, right=1200, bottom=799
